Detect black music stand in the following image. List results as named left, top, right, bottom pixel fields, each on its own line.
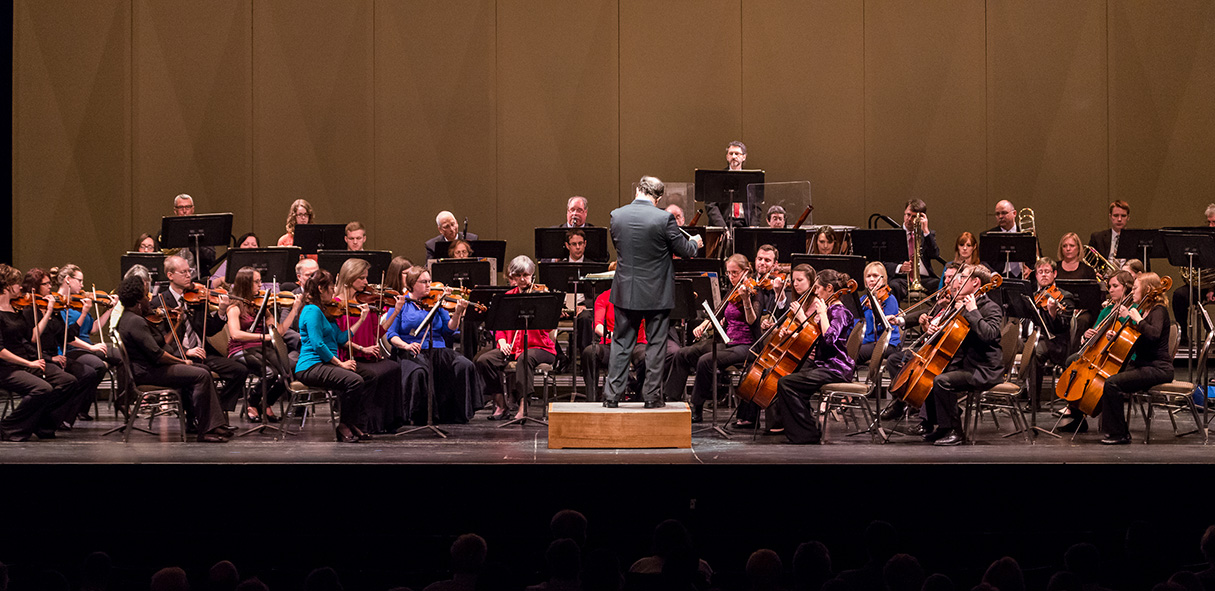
left=1055, top=279, right=1105, bottom=314
left=850, top=229, right=908, bottom=266
left=535, top=228, right=609, bottom=262
left=575, top=273, right=617, bottom=401
left=676, top=273, right=722, bottom=312
left=539, top=261, right=610, bottom=396
left=160, top=213, right=233, bottom=278
left=434, top=240, right=507, bottom=267
left=236, top=286, right=293, bottom=439
left=464, top=286, right=511, bottom=354
left=484, top=292, right=563, bottom=427
left=1116, top=229, right=1167, bottom=271
left=733, top=228, right=808, bottom=263
left=677, top=226, right=709, bottom=257
left=317, top=250, right=393, bottom=280
left=225, top=247, right=302, bottom=284
left=980, top=232, right=1037, bottom=276
left=292, top=224, right=348, bottom=256
left=395, top=303, right=449, bottom=439
left=793, top=254, right=867, bottom=318
left=432, top=259, right=493, bottom=288
left=121, top=253, right=166, bottom=283
left=674, top=258, right=725, bottom=277
left=695, top=169, right=766, bottom=227
left=1162, top=231, right=1215, bottom=379
left=693, top=300, right=732, bottom=439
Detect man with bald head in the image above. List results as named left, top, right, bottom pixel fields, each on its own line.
left=425, top=210, right=478, bottom=260
left=982, top=200, right=1034, bottom=278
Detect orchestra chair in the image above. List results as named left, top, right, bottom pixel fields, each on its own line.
left=270, top=326, right=337, bottom=430
left=966, top=327, right=1038, bottom=443
left=1129, top=323, right=1205, bottom=443
left=819, top=329, right=891, bottom=443
left=960, top=320, right=1024, bottom=443
left=845, top=320, right=865, bottom=362
left=0, top=387, right=18, bottom=419
left=500, top=360, right=555, bottom=427
left=102, top=332, right=188, bottom=442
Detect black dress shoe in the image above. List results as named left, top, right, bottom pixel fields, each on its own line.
left=58, top=421, right=72, bottom=431
left=691, top=408, right=703, bottom=423
left=603, top=399, right=619, bottom=408
left=77, top=412, right=94, bottom=422
left=644, top=400, right=665, bottom=409
left=922, top=427, right=949, bottom=442
left=35, top=429, right=57, bottom=440
left=197, top=433, right=228, bottom=443
left=214, top=426, right=236, bottom=437
left=934, top=430, right=964, bottom=446
left=1101, top=434, right=1131, bottom=445
left=334, top=427, right=359, bottom=443
left=880, top=400, right=906, bottom=421
left=1058, top=415, right=1088, bottom=433
left=909, top=422, right=931, bottom=437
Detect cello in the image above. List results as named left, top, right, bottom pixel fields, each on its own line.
left=737, top=279, right=857, bottom=408
left=889, top=273, right=1003, bottom=408
left=1054, top=276, right=1171, bottom=416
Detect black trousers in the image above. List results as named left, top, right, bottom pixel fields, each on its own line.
left=1098, top=364, right=1173, bottom=438
left=201, top=355, right=250, bottom=412
left=231, top=348, right=287, bottom=408
left=1025, top=336, right=1069, bottom=404
left=582, top=342, right=645, bottom=402
left=474, top=347, right=557, bottom=401
left=350, top=359, right=402, bottom=433
left=883, top=348, right=930, bottom=423
left=606, top=307, right=671, bottom=403
left=134, top=363, right=226, bottom=434
left=665, top=339, right=752, bottom=408
left=296, top=362, right=369, bottom=430
left=0, top=363, right=78, bottom=440
left=64, top=349, right=117, bottom=424
left=857, top=340, right=894, bottom=367
left=929, top=369, right=997, bottom=431
left=774, top=366, right=844, bottom=444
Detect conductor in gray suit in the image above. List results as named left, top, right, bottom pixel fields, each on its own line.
left=604, top=177, right=702, bottom=408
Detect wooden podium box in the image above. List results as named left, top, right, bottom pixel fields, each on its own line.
left=547, top=402, right=692, bottom=449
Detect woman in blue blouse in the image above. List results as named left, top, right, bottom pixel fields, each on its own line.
left=858, top=261, right=901, bottom=365
left=387, top=268, right=480, bottom=424
left=294, top=269, right=374, bottom=442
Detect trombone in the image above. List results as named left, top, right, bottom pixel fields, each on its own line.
left=1083, top=245, right=1119, bottom=279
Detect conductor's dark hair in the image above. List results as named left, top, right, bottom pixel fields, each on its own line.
left=638, top=176, right=664, bottom=199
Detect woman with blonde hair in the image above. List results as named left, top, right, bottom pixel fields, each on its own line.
left=332, top=257, right=405, bottom=432
left=276, top=199, right=315, bottom=247
left=1055, top=232, right=1096, bottom=280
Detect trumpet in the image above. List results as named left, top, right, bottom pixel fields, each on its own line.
left=1083, top=245, right=1119, bottom=279
left=1180, top=267, right=1215, bottom=289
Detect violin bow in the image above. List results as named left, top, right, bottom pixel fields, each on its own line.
left=158, top=294, right=187, bottom=361
left=92, top=285, right=107, bottom=347
left=30, top=290, right=45, bottom=376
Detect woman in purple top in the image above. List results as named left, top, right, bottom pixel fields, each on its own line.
left=772, top=269, right=856, bottom=444
left=663, top=254, right=761, bottom=423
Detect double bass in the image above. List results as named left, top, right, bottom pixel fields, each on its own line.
left=1054, top=277, right=1171, bottom=416
left=737, top=279, right=857, bottom=408
left=889, top=273, right=1003, bottom=408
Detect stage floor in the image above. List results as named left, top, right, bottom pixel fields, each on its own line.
left=1, top=402, right=1210, bottom=464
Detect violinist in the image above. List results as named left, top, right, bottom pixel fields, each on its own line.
left=333, top=258, right=403, bottom=433
left=474, top=255, right=558, bottom=421
left=387, top=267, right=478, bottom=424
left=858, top=262, right=900, bottom=365
left=664, top=254, right=760, bottom=423
left=0, top=265, right=80, bottom=442
left=113, top=275, right=233, bottom=443
left=153, top=255, right=250, bottom=412
left=1056, top=270, right=1134, bottom=434
left=277, top=199, right=314, bottom=247
left=1024, top=258, right=1079, bottom=407
left=772, top=269, right=856, bottom=444
left=226, top=266, right=303, bottom=423
left=54, top=264, right=120, bottom=424
left=1091, top=272, right=1173, bottom=445
left=22, top=268, right=94, bottom=431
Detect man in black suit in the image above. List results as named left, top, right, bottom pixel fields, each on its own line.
left=1024, top=258, right=1080, bottom=414
left=1087, top=199, right=1130, bottom=268
left=604, top=176, right=701, bottom=408
left=919, top=264, right=1005, bottom=446
left=168, top=194, right=216, bottom=281
left=556, top=196, right=593, bottom=228
left=425, top=210, right=478, bottom=260
left=886, top=198, right=940, bottom=300
left=981, top=200, right=1034, bottom=279
left=704, top=141, right=762, bottom=227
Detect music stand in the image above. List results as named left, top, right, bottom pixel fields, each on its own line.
left=574, top=272, right=617, bottom=401
left=121, top=253, right=166, bottom=283
left=292, top=224, right=348, bottom=256
left=484, top=292, right=563, bottom=427
left=693, top=300, right=732, bottom=439
left=535, top=228, right=609, bottom=263
left=695, top=169, right=766, bottom=227
left=431, top=259, right=494, bottom=288
left=676, top=273, right=723, bottom=310
left=394, top=303, right=449, bottom=439
left=1162, top=231, right=1215, bottom=380
left=678, top=226, right=709, bottom=257
left=674, top=258, right=725, bottom=277
left=1116, top=229, right=1167, bottom=272
left=539, top=261, right=610, bottom=395
left=317, top=250, right=393, bottom=280
left=160, top=213, right=233, bottom=278
left=793, top=254, right=867, bottom=317
left=850, top=229, right=909, bottom=266
left=224, top=247, right=302, bottom=284
left=1055, top=279, right=1105, bottom=314
left=980, top=232, right=1037, bottom=275
left=732, top=228, right=808, bottom=263
left=463, top=286, right=511, bottom=355
left=236, top=286, right=293, bottom=439
left=433, top=240, right=507, bottom=267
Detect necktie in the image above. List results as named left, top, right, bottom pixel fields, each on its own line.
left=1109, top=232, right=1118, bottom=261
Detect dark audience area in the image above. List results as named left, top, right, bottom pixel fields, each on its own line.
left=0, top=464, right=1211, bottom=591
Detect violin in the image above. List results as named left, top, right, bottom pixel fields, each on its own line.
left=250, top=290, right=297, bottom=308
left=419, top=282, right=487, bottom=313
left=354, top=285, right=401, bottom=305
left=1033, top=284, right=1068, bottom=312
left=181, top=283, right=230, bottom=308
left=144, top=305, right=184, bottom=325
left=322, top=300, right=363, bottom=319
left=861, top=284, right=892, bottom=309
left=525, top=283, right=550, bottom=293
left=11, top=293, right=64, bottom=312
left=76, top=290, right=117, bottom=308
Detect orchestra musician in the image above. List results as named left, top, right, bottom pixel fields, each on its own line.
left=952, top=232, right=980, bottom=267
left=563, top=229, right=595, bottom=354
left=1024, top=258, right=1079, bottom=407
left=0, top=265, right=81, bottom=441
left=154, top=255, right=250, bottom=412
left=387, top=267, right=479, bottom=424
left=447, top=240, right=473, bottom=259
left=293, top=269, right=374, bottom=442
left=169, top=194, right=217, bottom=280
left=985, top=200, right=1033, bottom=279
left=858, top=262, right=900, bottom=365
left=1055, top=233, right=1097, bottom=281
left=1088, top=200, right=1130, bottom=269
left=759, top=263, right=818, bottom=434
left=1092, top=272, right=1174, bottom=445
left=425, top=211, right=479, bottom=261
left=1056, top=270, right=1134, bottom=433
left=665, top=254, right=759, bottom=423
left=705, top=141, right=759, bottom=227
left=887, top=199, right=940, bottom=298
left=736, top=245, right=788, bottom=427
left=344, top=221, right=367, bottom=251
left=333, top=258, right=405, bottom=432
left=808, top=227, right=839, bottom=255
left=665, top=204, right=686, bottom=227
left=24, top=269, right=97, bottom=431
left=113, top=275, right=233, bottom=443
left=558, top=196, right=593, bottom=228
left=53, top=264, right=120, bottom=424
left=772, top=269, right=856, bottom=444
left=208, top=232, right=260, bottom=289
left=1171, top=204, right=1215, bottom=340
left=134, top=233, right=159, bottom=253
left=474, top=255, right=558, bottom=420
left=225, top=266, right=303, bottom=423
left=277, top=199, right=314, bottom=247
left=1122, top=259, right=1144, bottom=277
left=766, top=206, right=786, bottom=229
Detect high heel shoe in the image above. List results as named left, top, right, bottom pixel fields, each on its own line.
left=246, top=409, right=261, bottom=423
left=335, top=425, right=359, bottom=443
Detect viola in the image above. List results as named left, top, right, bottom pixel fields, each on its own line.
left=738, top=279, right=858, bottom=409
left=861, top=284, right=892, bottom=309
left=181, top=283, right=230, bottom=307
left=1055, top=277, right=1171, bottom=415
left=1033, top=284, right=1068, bottom=312
left=354, top=285, right=401, bottom=305
left=889, top=274, right=1003, bottom=408
left=322, top=300, right=363, bottom=319
left=144, top=306, right=184, bottom=325
left=419, top=282, right=487, bottom=313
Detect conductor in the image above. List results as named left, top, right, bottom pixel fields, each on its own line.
left=604, top=176, right=702, bottom=408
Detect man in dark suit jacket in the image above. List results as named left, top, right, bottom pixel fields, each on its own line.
left=425, top=210, right=478, bottom=260
left=885, top=199, right=940, bottom=299
left=1087, top=199, right=1130, bottom=266
left=981, top=200, right=1036, bottom=279
left=554, top=196, right=595, bottom=229
left=605, top=177, right=701, bottom=407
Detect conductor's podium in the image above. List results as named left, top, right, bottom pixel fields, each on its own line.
left=547, top=402, right=692, bottom=449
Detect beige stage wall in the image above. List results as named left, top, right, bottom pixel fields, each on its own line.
left=12, top=0, right=1215, bottom=288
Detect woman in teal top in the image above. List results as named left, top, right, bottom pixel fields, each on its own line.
left=295, top=268, right=375, bottom=443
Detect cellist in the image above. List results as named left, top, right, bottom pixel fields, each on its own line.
left=879, top=262, right=960, bottom=428
left=1092, top=272, right=1173, bottom=445
left=771, top=269, right=855, bottom=444
left=1056, top=270, right=1133, bottom=433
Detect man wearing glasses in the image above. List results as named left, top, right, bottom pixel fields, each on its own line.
left=168, top=194, right=216, bottom=282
